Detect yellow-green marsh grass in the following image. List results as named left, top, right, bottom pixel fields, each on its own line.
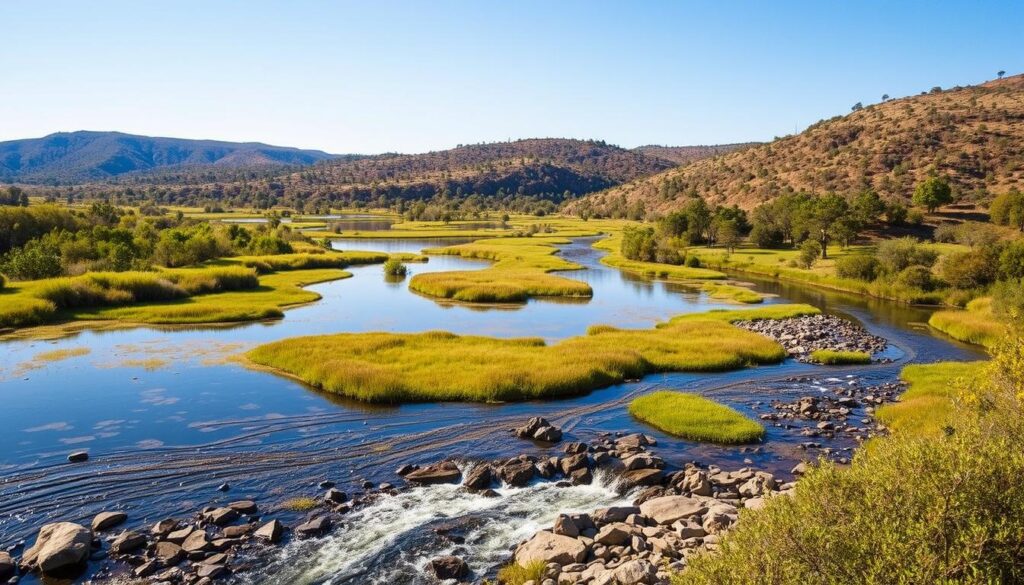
left=700, top=282, right=764, bottom=304
left=809, top=349, right=872, bottom=365
left=629, top=391, right=764, bottom=443
left=232, top=250, right=388, bottom=273
left=410, top=237, right=593, bottom=302
left=875, top=361, right=986, bottom=436
left=244, top=305, right=816, bottom=404
left=496, top=561, right=547, bottom=585
left=928, top=297, right=1005, bottom=348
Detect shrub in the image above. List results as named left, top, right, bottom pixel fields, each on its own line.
left=797, top=240, right=820, bottom=269
left=932, top=222, right=959, bottom=243
left=912, top=176, right=953, bottom=212
left=992, top=280, right=1024, bottom=317
left=998, top=240, right=1024, bottom=280
left=908, top=209, right=925, bottom=226
left=990, top=190, right=1024, bottom=230
left=382, top=258, right=407, bottom=277
left=895, top=265, right=935, bottom=291
left=0, top=238, right=63, bottom=280
left=685, top=255, right=701, bottom=268
left=496, top=561, right=546, bottom=585
left=874, top=237, right=937, bottom=275
left=938, top=250, right=997, bottom=289
left=810, top=349, right=871, bottom=364
left=749, top=224, right=785, bottom=248
left=834, top=254, right=880, bottom=281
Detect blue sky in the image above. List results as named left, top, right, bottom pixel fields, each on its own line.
left=1, top=1, right=1019, bottom=154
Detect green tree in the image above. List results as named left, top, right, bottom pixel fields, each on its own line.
left=798, top=194, right=850, bottom=259
left=990, top=190, right=1024, bottom=231
left=912, top=177, right=953, bottom=213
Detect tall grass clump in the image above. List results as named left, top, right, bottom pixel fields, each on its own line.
left=382, top=258, right=407, bottom=277
left=628, top=391, right=764, bottom=443
left=929, top=297, right=1006, bottom=348
left=809, top=349, right=871, bottom=365
left=237, top=251, right=388, bottom=274
left=245, top=305, right=813, bottom=403
left=495, top=560, right=546, bottom=585
left=674, top=327, right=1024, bottom=585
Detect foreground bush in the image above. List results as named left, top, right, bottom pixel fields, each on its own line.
left=677, top=326, right=1024, bottom=585
left=629, top=391, right=764, bottom=443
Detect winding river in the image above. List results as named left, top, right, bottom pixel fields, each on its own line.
left=0, top=236, right=984, bottom=584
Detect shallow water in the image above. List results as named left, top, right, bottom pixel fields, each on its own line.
left=0, top=236, right=985, bottom=582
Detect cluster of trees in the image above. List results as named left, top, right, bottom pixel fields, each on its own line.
left=0, top=186, right=29, bottom=206
left=991, top=190, right=1024, bottom=231
left=0, top=203, right=301, bottom=280
left=620, top=200, right=749, bottom=264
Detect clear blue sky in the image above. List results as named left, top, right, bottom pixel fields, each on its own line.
left=1, top=1, right=1019, bottom=154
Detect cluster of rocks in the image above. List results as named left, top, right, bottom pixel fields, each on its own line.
left=734, top=314, right=887, bottom=362
left=514, top=416, right=564, bottom=443
left=510, top=465, right=793, bottom=585
left=752, top=379, right=901, bottom=462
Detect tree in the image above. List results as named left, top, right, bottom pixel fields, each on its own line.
left=990, top=190, right=1024, bottom=231
left=716, top=219, right=741, bottom=254
left=998, top=70, right=1006, bottom=79
left=912, top=177, right=953, bottom=212
left=851, top=190, right=885, bottom=227
left=798, top=194, right=850, bottom=259
left=882, top=94, right=890, bottom=102
left=798, top=240, right=820, bottom=269
left=851, top=102, right=863, bottom=112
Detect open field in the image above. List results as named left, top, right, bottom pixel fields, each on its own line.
left=628, top=391, right=765, bottom=443
left=244, top=304, right=816, bottom=403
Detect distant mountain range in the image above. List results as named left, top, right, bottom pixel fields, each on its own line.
left=0, top=131, right=338, bottom=183
left=572, top=74, right=1024, bottom=214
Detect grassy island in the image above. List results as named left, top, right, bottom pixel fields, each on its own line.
left=809, top=349, right=872, bottom=365
left=629, top=391, right=765, bottom=443
left=244, top=304, right=817, bottom=403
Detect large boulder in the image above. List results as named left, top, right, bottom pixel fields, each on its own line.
left=638, top=496, right=707, bottom=525
left=463, top=464, right=493, bottom=490
left=405, top=462, right=461, bottom=484
left=22, top=522, right=92, bottom=574
left=428, top=556, right=469, bottom=580
left=515, top=531, right=587, bottom=566
left=514, top=417, right=563, bottom=443
left=497, top=460, right=535, bottom=487
left=254, top=519, right=284, bottom=544
left=613, top=559, right=658, bottom=584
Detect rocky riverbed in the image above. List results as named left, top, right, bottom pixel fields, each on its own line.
left=733, top=314, right=888, bottom=362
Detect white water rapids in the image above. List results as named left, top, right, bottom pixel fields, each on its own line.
left=242, top=466, right=633, bottom=584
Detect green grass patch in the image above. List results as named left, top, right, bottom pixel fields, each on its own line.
left=629, top=391, right=764, bottom=443
left=809, top=349, right=872, bottom=365
left=700, top=282, right=764, bottom=304
left=244, top=305, right=814, bottom=403
left=410, top=237, right=593, bottom=302
left=928, top=297, right=1005, bottom=348
left=496, top=560, right=546, bottom=585
left=279, top=497, right=318, bottom=512
left=232, top=250, right=389, bottom=273
left=875, top=361, right=986, bottom=436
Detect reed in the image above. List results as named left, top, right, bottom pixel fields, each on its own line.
left=928, top=297, right=1005, bottom=348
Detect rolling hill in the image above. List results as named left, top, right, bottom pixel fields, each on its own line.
left=0, top=131, right=338, bottom=183
left=633, top=143, right=759, bottom=165
left=572, top=74, right=1024, bottom=215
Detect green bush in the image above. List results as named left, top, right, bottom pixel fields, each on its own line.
left=938, top=250, right=997, bottom=289
left=797, top=240, right=820, bottom=269
left=675, top=369, right=1024, bottom=584
left=874, top=237, right=937, bottom=275
left=896, top=265, right=935, bottom=291
left=383, top=258, right=407, bottom=277
left=834, top=254, right=880, bottom=281
left=685, top=255, right=701, bottom=268
left=0, top=238, right=63, bottom=280
left=992, top=280, right=1024, bottom=317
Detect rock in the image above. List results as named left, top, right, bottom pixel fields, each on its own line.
left=67, top=451, right=89, bottom=463
left=109, top=530, right=146, bottom=554
left=559, top=453, right=589, bottom=475
left=613, top=559, right=658, bottom=584
left=791, top=462, right=809, bottom=475
left=181, top=530, right=210, bottom=553
left=428, top=555, right=469, bottom=580
left=154, top=541, right=185, bottom=565
left=295, top=516, right=331, bottom=538
left=564, top=442, right=588, bottom=455
left=678, top=469, right=713, bottom=496
left=514, top=417, right=551, bottom=439
left=615, top=433, right=651, bottom=450
left=197, top=563, right=227, bottom=579
left=592, top=506, right=640, bottom=524
left=395, top=464, right=417, bottom=476
left=404, top=462, right=461, bottom=484
left=204, top=507, right=239, bottom=527
left=254, top=520, right=284, bottom=543
left=221, top=524, right=253, bottom=538
left=318, top=480, right=336, bottom=489
left=595, top=523, right=631, bottom=546
left=533, top=425, right=563, bottom=442
left=569, top=467, right=593, bottom=485
left=552, top=515, right=579, bottom=537
left=463, top=464, right=493, bottom=490
left=151, top=518, right=179, bottom=536
left=166, top=525, right=196, bottom=543
left=498, top=460, right=535, bottom=487
left=515, top=531, right=587, bottom=566
left=91, top=511, right=127, bottom=532
left=638, top=496, right=707, bottom=525
left=217, top=483, right=230, bottom=492
left=324, top=489, right=348, bottom=504
left=134, top=559, right=159, bottom=577
left=228, top=500, right=258, bottom=514
left=21, top=522, right=92, bottom=574
left=702, top=511, right=734, bottom=535
left=621, top=468, right=663, bottom=488
left=0, top=552, right=14, bottom=581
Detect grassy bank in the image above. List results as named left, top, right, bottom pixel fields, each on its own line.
left=245, top=304, right=816, bottom=403
left=233, top=250, right=389, bottom=273
left=592, top=232, right=727, bottom=280
left=810, top=349, right=871, bottom=365
left=410, top=237, right=593, bottom=302
left=928, top=297, right=1005, bottom=348
left=875, top=361, right=986, bottom=436
left=629, top=391, right=764, bottom=443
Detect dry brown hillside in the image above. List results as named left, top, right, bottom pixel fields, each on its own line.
left=573, top=74, right=1024, bottom=214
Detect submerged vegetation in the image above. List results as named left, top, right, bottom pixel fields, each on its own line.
left=628, top=391, right=764, bottom=443
left=245, top=305, right=815, bottom=403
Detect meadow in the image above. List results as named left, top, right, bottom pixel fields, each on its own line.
left=628, top=391, right=764, bottom=443
left=244, top=304, right=817, bottom=403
